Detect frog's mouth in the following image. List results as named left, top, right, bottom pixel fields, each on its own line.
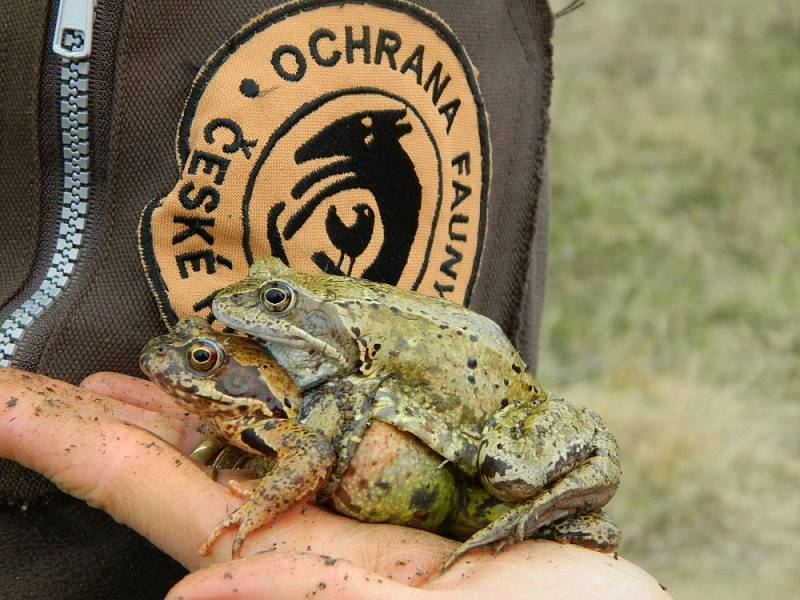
left=248, top=327, right=350, bottom=369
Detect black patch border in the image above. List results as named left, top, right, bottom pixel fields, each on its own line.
left=139, top=194, right=181, bottom=325
left=140, top=0, right=490, bottom=326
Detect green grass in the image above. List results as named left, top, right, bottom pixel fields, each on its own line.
left=540, top=1, right=800, bottom=597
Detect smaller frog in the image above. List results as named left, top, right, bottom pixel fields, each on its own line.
left=141, top=318, right=336, bottom=557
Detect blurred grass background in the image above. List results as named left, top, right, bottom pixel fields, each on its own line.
left=540, top=1, right=800, bottom=597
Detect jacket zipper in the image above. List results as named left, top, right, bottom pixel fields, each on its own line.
left=0, top=0, right=96, bottom=367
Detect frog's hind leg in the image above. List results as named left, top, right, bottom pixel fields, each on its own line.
left=442, top=399, right=620, bottom=570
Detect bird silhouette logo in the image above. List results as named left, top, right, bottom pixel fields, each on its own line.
left=324, top=204, right=375, bottom=276
left=266, top=108, right=422, bottom=285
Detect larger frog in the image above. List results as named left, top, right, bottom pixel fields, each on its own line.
left=211, top=258, right=621, bottom=567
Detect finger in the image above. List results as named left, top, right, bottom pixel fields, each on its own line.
left=425, top=541, right=672, bottom=599
left=0, top=367, right=230, bottom=566
left=1, top=368, right=188, bottom=446
left=206, top=502, right=454, bottom=585
left=80, top=371, right=199, bottom=420
left=166, top=551, right=428, bottom=600
left=80, top=371, right=205, bottom=453
left=79, top=373, right=458, bottom=579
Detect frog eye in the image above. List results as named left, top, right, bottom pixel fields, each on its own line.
left=260, top=280, right=294, bottom=312
left=186, top=340, right=224, bottom=374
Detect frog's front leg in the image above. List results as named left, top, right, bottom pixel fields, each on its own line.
left=444, top=397, right=620, bottom=569
left=299, top=379, right=378, bottom=500
left=200, top=419, right=335, bottom=558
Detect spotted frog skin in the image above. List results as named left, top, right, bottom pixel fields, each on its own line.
left=211, top=258, right=622, bottom=568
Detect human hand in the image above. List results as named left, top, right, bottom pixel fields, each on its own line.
left=0, top=368, right=670, bottom=599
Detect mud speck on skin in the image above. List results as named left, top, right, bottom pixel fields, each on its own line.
left=318, top=582, right=326, bottom=590
left=223, top=571, right=233, bottom=579
left=6, top=396, right=17, bottom=408
left=323, top=556, right=337, bottom=566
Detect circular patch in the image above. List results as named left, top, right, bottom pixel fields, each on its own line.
left=140, top=0, right=490, bottom=326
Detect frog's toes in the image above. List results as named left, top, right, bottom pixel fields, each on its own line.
left=198, top=500, right=271, bottom=558
left=514, top=517, right=527, bottom=541
left=539, top=511, right=621, bottom=551
left=441, top=545, right=470, bottom=572
left=231, top=531, right=247, bottom=559
left=441, top=533, right=502, bottom=572
left=199, top=505, right=248, bottom=556
left=226, top=479, right=254, bottom=500
left=491, top=537, right=513, bottom=556
left=228, top=503, right=273, bottom=559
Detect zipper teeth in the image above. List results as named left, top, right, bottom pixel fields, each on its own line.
left=0, top=49, right=90, bottom=367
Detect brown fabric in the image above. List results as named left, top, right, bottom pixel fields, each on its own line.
left=0, top=0, right=64, bottom=495
left=516, top=161, right=550, bottom=366
left=0, top=1, right=553, bottom=598
left=468, top=0, right=553, bottom=348
left=0, top=0, right=128, bottom=506
left=0, top=0, right=47, bottom=308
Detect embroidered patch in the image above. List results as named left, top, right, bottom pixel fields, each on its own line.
left=139, top=0, right=489, bottom=326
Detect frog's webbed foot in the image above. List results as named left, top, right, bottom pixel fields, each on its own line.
left=225, top=479, right=254, bottom=500
left=444, top=511, right=620, bottom=570
left=538, top=510, right=621, bottom=550
left=199, top=419, right=335, bottom=558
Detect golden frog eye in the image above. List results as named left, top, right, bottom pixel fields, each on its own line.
left=260, top=280, right=294, bottom=312
left=186, top=340, right=223, bottom=374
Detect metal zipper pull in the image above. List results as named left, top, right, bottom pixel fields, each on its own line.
left=52, top=0, right=97, bottom=59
